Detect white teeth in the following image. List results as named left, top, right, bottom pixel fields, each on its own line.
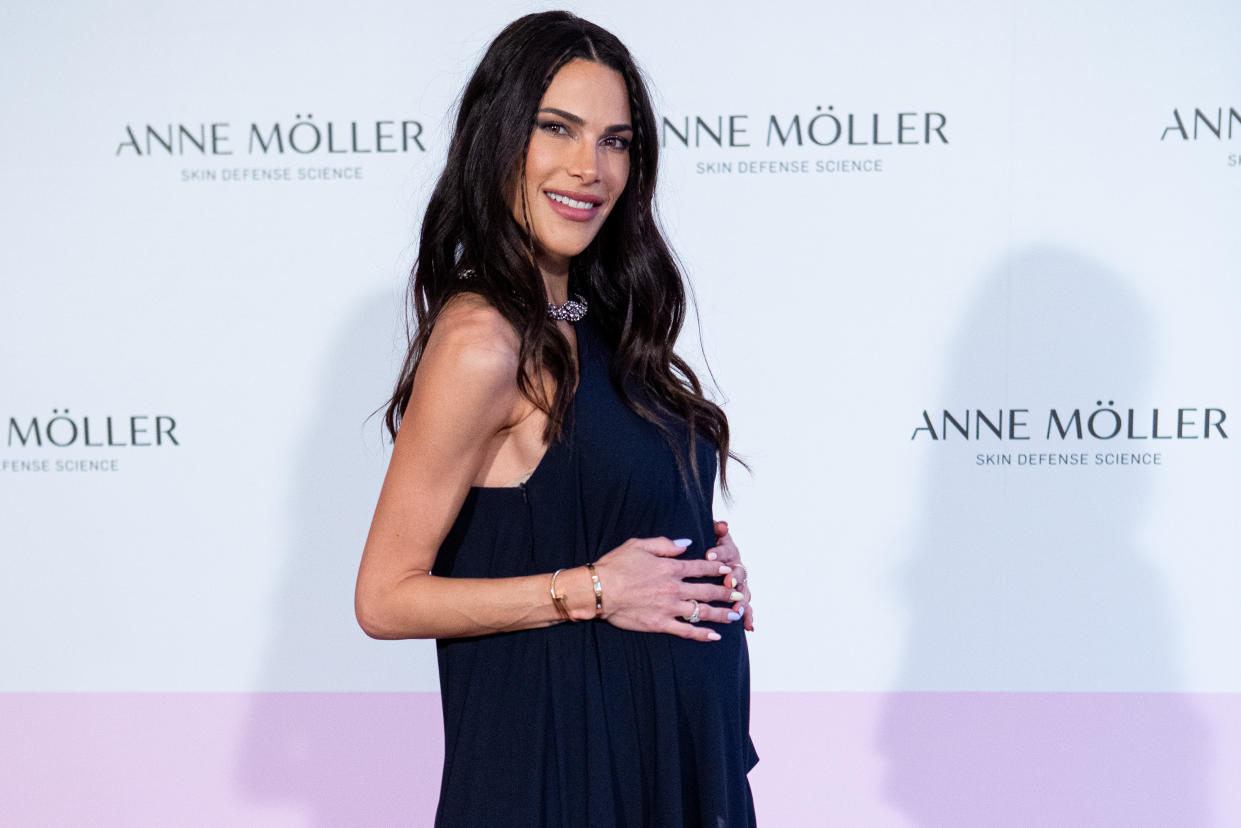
left=546, top=192, right=596, bottom=210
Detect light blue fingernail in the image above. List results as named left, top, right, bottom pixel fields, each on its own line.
left=673, top=538, right=693, bottom=548
left=738, top=606, right=746, bottom=617
left=727, top=611, right=741, bottom=621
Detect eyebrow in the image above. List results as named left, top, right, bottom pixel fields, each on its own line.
left=538, top=107, right=633, bottom=134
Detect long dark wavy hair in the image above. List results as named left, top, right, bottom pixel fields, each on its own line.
left=384, top=10, right=740, bottom=495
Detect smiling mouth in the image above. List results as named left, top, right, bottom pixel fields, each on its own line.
left=545, top=191, right=602, bottom=210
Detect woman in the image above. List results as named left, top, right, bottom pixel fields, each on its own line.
left=355, top=11, right=757, bottom=826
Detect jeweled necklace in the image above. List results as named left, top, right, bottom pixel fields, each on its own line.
left=457, top=268, right=587, bottom=322
left=547, top=295, right=588, bottom=322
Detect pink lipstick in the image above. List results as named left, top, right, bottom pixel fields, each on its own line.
left=543, top=189, right=603, bottom=221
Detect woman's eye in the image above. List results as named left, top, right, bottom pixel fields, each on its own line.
left=602, top=135, right=631, bottom=151
left=538, top=121, right=568, bottom=136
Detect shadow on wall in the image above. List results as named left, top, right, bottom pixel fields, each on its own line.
left=232, top=291, right=442, bottom=826
left=878, top=246, right=1212, bottom=826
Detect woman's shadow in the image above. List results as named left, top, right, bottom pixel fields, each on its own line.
left=878, top=246, right=1212, bottom=826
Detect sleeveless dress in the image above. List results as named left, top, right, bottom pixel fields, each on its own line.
left=431, top=316, right=759, bottom=827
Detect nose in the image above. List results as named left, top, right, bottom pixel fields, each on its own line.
left=568, top=138, right=599, bottom=182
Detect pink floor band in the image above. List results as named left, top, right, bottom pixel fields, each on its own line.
left=2, top=692, right=1238, bottom=826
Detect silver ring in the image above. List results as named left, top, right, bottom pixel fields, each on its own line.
left=682, top=599, right=700, bottom=624
left=733, top=563, right=747, bottom=588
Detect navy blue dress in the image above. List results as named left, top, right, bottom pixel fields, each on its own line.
left=431, top=316, right=758, bottom=827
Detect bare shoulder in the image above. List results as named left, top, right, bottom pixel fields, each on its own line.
left=428, top=292, right=520, bottom=367
left=414, top=292, right=522, bottom=419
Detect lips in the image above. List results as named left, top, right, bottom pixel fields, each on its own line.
left=543, top=189, right=604, bottom=221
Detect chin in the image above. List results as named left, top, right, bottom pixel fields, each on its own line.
left=537, top=226, right=603, bottom=261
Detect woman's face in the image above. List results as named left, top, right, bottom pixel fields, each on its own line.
left=513, top=58, right=632, bottom=275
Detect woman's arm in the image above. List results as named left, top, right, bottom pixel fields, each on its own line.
left=355, top=295, right=739, bottom=641
left=355, top=295, right=568, bottom=638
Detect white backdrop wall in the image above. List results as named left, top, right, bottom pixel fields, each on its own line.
left=2, top=1, right=1239, bottom=825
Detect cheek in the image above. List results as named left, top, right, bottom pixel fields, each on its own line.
left=607, top=156, right=630, bottom=195
left=522, top=137, right=556, bottom=184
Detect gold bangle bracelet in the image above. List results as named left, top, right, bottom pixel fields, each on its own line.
left=585, top=562, right=603, bottom=618
left=549, top=568, right=571, bottom=621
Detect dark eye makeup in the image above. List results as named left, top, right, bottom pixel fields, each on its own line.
left=537, top=120, right=630, bottom=151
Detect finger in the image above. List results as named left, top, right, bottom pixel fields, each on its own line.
left=713, top=520, right=729, bottom=540
left=683, top=584, right=744, bottom=604
left=706, top=543, right=740, bottom=563
left=641, top=537, right=693, bottom=557
left=695, top=604, right=741, bottom=624
left=727, top=569, right=750, bottom=592
left=729, top=586, right=751, bottom=627
left=667, top=620, right=722, bottom=642
left=682, top=559, right=733, bottom=579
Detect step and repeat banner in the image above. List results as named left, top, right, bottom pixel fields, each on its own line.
left=2, top=1, right=1238, bottom=825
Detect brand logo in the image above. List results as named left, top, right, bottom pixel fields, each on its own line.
left=659, top=106, right=948, bottom=178
left=1160, top=107, right=1240, bottom=142
left=3, top=408, right=180, bottom=474
left=1159, top=106, right=1240, bottom=168
left=115, top=113, right=427, bottom=183
left=910, top=402, right=1229, bottom=468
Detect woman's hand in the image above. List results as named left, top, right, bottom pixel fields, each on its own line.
left=708, top=520, right=754, bottom=632
left=591, top=537, right=740, bottom=642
